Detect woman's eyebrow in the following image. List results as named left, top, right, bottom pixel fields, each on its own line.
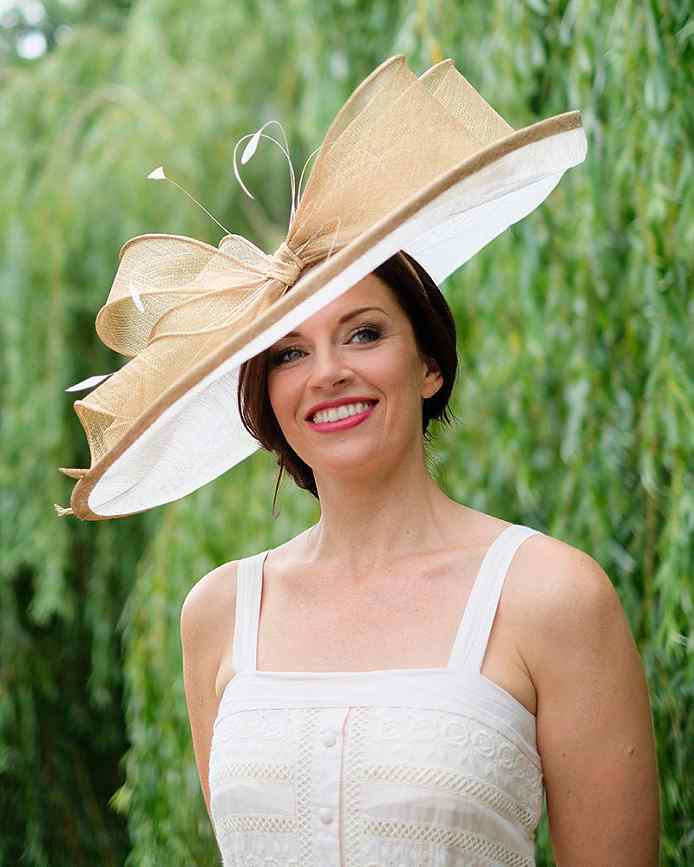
left=281, top=306, right=387, bottom=340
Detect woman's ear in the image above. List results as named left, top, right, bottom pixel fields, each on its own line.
left=421, top=355, right=444, bottom=400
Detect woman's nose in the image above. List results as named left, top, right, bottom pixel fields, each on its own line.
left=305, top=344, right=352, bottom=388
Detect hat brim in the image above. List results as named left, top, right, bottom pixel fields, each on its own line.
left=70, top=111, right=586, bottom=519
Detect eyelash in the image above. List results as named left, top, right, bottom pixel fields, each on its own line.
left=270, top=324, right=382, bottom=366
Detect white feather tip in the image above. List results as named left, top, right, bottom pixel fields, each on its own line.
left=129, top=281, right=145, bottom=312
left=241, top=129, right=262, bottom=165
left=65, top=372, right=115, bottom=392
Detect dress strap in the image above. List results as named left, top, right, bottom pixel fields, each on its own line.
left=230, top=550, right=268, bottom=674
left=448, top=524, right=542, bottom=675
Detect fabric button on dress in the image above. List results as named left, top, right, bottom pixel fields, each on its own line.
left=209, top=524, right=545, bottom=867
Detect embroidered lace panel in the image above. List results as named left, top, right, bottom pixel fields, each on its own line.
left=209, top=524, right=546, bottom=866
left=210, top=705, right=543, bottom=866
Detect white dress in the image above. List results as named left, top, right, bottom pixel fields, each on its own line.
left=208, top=523, right=545, bottom=866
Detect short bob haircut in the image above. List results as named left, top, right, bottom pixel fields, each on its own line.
left=237, top=250, right=458, bottom=513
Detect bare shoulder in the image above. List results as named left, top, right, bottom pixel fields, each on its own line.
left=179, top=559, right=240, bottom=664
left=509, top=531, right=625, bottom=660
left=512, top=530, right=617, bottom=598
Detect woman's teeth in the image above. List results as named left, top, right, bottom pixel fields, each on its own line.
left=312, top=402, right=373, bottom=423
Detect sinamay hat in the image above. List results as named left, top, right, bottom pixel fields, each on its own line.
left=55, top=54, right=587, bottom=521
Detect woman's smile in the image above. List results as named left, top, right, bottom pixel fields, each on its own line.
left=306, top=401, right=378, bottom=433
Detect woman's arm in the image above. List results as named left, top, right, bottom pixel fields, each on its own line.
left=520, top=536, right=660, bottom=867
left=180, top=561, right=239, bottom=825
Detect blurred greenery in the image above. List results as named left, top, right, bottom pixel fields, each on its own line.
left=0, top=0, right=135, bottom=66
left=1, top=0, right=692, bottom=864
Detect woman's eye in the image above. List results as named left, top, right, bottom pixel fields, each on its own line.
left=270, top=325, right=381, bottom=367
left=350, top=325, right=381, bottom=344
left=271, top=347, right=304, bottom=366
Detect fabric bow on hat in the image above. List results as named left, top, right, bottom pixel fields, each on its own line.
left=54, top=115, right=350, bottom=515
left=56, top=54, right=586, bottom=520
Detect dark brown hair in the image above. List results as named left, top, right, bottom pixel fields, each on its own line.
left=237, top=250, right=458, bottom=514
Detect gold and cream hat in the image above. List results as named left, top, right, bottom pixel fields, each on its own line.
left=56, top=54, right=587, bottom=521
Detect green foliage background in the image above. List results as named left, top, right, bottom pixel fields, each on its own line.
left=1, top=0, right=692, bottom=864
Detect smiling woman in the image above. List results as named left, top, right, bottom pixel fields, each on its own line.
left=237, top=249, right=458, bottom=509
left=174, top=55, right=659, bottom=867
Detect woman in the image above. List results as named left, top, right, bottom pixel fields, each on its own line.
left=181, top=250, right=660, bottom=867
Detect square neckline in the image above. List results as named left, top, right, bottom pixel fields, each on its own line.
left=246, top=521, right=517, bottom=681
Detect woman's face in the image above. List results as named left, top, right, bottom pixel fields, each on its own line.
left=266, top=273, right=443, bottom=481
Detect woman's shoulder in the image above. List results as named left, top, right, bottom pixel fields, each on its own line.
left=511, top=528, right=614, bottom=606
left=179, top=558, right=243, bottom=662
left=179, top=531, right=303, bottom=635
left=179, top=534, right=309, bottom=686
left=507, top=529, right=625, bottom=675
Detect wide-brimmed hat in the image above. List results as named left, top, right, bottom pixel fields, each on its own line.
left=55, top=54, right=587, bottom=520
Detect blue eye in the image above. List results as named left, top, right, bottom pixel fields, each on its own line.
left=270, top=325, right=382, bottom=367
left=351, top=326, right=381, bottom=344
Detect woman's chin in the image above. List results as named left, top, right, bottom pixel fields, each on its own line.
left=306, top=442, right=387, bottom=476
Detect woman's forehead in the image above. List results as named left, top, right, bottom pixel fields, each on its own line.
left=333, top=272, right=392, bottom=308
left=281, top=275, right=396, bottom=338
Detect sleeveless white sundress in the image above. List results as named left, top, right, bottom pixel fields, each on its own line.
left=208, top=523, right=545, bottom=867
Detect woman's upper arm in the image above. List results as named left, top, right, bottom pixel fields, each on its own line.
left=521, top=537, right=661, bottom=867
left=179, top=560, right=238, bottom=824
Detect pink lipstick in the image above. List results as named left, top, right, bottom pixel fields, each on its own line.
left=307, top=402, right=377, bottom=433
